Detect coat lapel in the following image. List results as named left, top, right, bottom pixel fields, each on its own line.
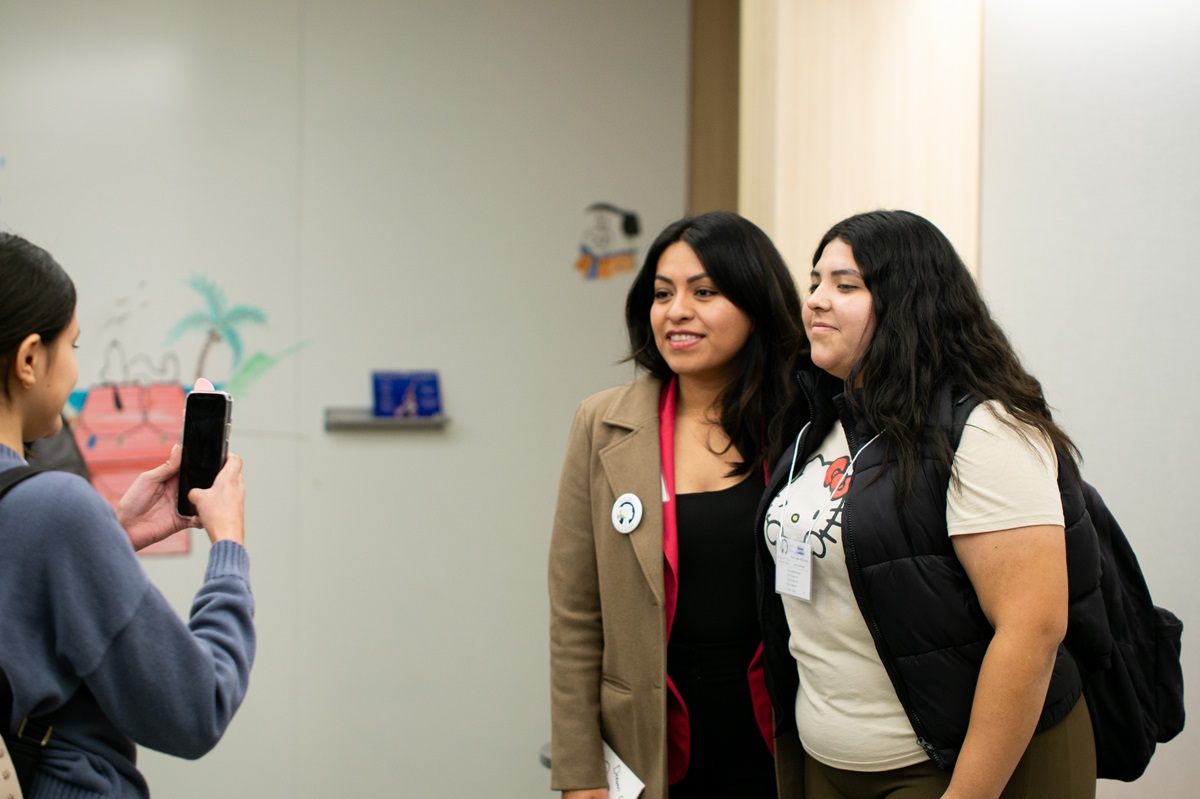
left=597, top=377, right=665, bottom=606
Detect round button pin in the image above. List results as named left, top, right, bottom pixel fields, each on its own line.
left=611, top=493, right=643, bottom=534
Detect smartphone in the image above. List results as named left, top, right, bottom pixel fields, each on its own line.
left=177, top=390, right=233, bottom=516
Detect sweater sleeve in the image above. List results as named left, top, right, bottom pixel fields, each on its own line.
left=82, top=539, right=255, bottom=759
left=9, top=472, right=256, bottom=760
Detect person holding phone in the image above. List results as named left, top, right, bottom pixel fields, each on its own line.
left=0, top=231, right=254, bottom=798
left=548, top=212, right=805, bottom=799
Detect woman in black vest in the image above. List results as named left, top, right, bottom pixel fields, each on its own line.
left=756, top=210, right=1095, bottom=799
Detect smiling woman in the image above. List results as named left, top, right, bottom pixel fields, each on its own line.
left=549, top=212, right=805, bottom=799
left=803, top=238, right=875, bottom=381
left=649, top=241, right=754, bottom=388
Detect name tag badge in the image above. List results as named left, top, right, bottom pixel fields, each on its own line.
left=775, top=533, right=813, bottom=602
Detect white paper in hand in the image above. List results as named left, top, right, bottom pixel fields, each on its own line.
left=602, top=740, right=645, bottom=799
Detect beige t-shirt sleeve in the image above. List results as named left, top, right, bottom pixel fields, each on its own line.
left=947, top=401, right=1064, bottom=536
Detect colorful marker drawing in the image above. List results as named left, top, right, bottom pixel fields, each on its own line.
left=576, top=202, right=641, bottom=280
left=68, top=278, right=305, bottom=555
left=165, top=276, right=267, bottom=383
left=576, top=245, right=636, bottom=280
left=224, top=341, right=307, bottom=398
left=73, top=382, right=188, bottom=554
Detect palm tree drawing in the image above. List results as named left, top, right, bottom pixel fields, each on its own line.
left=166, top=276, right=267, bottom=382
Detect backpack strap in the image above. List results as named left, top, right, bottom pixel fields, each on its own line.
left=2, top=717, right=53, bottom=796
left=0, top=464, right=55, bottom=794
left=0, top=466, right=43, bottom=501
left=944, top=389, right=980, bottom=451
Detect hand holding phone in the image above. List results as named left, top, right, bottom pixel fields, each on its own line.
left=177, top=388, right=233, bottom=516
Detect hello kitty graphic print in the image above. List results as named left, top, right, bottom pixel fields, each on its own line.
left=764, top=447, right=853, bottom=563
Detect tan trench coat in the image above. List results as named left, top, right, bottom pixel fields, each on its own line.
left=549, top=376, right=671, bottom=797
left=547, top=376, right=803, bottom=799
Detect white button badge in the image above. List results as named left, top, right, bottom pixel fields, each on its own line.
left=611, top=493, right=643, bottom=534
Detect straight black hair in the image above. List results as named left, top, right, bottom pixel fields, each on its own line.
left=0, top=232, right=77, bottom=401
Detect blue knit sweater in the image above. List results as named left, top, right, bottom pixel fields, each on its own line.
left=0, top=445, right=255, bottom=798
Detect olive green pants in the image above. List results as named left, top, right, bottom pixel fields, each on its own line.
left=802, top=697, right=1096, bottom=799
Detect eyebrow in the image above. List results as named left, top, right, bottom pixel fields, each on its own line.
left=656, top=272, right=710, bottom=284
left=810, top=268, right=863, bottom=278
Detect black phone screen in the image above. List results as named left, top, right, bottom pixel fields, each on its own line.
left=177, top=391, right=231, bottom=516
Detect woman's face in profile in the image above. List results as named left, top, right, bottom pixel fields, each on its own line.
left=25, top=313, right=81, bottom=441
left=803, top=239, right=875, bottom=381
left=649, top=241, right=753, bottom=386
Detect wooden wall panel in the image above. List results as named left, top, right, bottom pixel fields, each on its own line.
left=740, top=0, right=982, bottom=273
left=688, top=0, right=741, bottom=214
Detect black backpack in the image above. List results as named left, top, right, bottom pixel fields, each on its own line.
left=948, top=395, right=1185, bottom=781
left=1073, top=482, right=1185, bottom=780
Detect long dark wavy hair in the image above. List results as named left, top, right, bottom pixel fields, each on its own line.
left=626, top=211, right=805, bottom=476
left=814, top=210, right=1079, bottom=494
left=0, top=232, right=76, bottom=402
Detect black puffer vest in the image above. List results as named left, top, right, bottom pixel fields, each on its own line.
left=754, top=369, right=1108, bottom=769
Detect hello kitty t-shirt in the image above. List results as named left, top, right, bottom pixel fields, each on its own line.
left=763, top=402, right=1062, bottom=771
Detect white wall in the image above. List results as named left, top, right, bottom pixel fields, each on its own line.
left=0, top=1, right=689, bottom=795
left=980, top=1, right=1200, bottom=795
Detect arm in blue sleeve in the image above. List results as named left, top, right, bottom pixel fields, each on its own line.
left=82, top=540, right=256, bottom=758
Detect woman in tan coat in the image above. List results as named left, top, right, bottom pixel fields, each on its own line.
left=549, top=212, right=804, bottom=799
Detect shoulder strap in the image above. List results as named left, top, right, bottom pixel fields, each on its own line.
left=0, top=464, right=51, bottom=794
left=945, top=390, right=981, bottom=450
left=0, top=466, right=43, bottom=502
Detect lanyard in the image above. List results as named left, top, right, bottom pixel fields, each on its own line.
left=782, top=424, right=882, bottom=541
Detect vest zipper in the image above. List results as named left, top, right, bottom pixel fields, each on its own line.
left=753, top=373, right=815, bottom=732
left=838, top=419, right=949, bottom=770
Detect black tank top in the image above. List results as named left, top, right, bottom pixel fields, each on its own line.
left=670, top=474, right=762, bottom=652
